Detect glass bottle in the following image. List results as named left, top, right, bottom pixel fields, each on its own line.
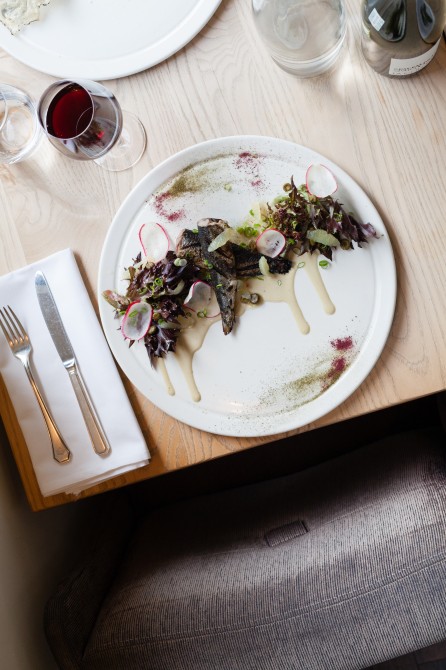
left=361, top=0, right=446, bottom=76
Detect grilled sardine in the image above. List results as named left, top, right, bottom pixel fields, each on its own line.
left=232, top=244, right=292, bottom=276
left=197, top=218, right=236, bottom=278
left=176, top=218, right=292, bottom=336
left=176, top=228, right=202, bottom=265
left=197, top=219, right=237, bottom=335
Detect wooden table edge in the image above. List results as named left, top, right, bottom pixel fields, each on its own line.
left=0, top=374, right=153, bottom=511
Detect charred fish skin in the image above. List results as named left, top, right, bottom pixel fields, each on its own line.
left=197, top=218, right=236, bottom=278
left=176, top=229, right=202, bottom=265
left=177, top=223, right=237, bottom=335
left=177, top=219, right=292, bottom=336
left=177, top=226, right=292, bottom=277
left=231, top=244, right=292, bottom=276
left=197, top=219, right=237, bottom=334
left=210, top=270, right=237, bottom=335
left=266, top=255, right=292, bottom=274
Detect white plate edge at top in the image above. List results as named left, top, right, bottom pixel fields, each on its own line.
left=0, top=0, right=222, bottom=80
left=98, top=135, right=397, bottom=437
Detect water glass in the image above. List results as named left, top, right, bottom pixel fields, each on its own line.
left=0, top=84, right=41, bottom=164
left=252, top=0, right=347, bottom=77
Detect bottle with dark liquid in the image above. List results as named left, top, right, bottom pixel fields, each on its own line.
left=361, top=0, right=446, bottom=76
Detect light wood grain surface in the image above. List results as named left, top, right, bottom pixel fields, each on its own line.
left=1, top=0, right=446, bottom=510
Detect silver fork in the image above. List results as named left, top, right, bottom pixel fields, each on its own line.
left=0, top=306, right=71, bottom=464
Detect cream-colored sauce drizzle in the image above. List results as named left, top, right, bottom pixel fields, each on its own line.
left=156, top=358, right=175, bottom=396
left=243, top=261, right=310, bottom=334
left=303, top=251, right=336, bottom=315
left=173, top=312, right=220, bottom=402
left=159, top=251, right=336, bottom=400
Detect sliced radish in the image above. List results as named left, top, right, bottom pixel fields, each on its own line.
left=184, top=281, right=220, bottom=318
left=305, top=164, right=337, bottom=198
left=121, top=301, right=153, bottom=340
left=138, top=223, right=170, bottom=262
left=256, top=229, right=286, bottom=258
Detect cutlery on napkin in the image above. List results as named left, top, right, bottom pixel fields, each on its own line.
left=35, top=270, right=111, bottom=458
left=0, top=248, right=150, bottom=496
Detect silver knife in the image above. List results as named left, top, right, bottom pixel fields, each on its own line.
left=35, top=271, right=111, bottom=457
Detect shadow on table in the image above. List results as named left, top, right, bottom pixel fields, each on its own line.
left=129, top=392, right=443, bottom=511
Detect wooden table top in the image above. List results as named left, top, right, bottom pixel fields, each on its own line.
left=1, top=1, right=446, bottom=510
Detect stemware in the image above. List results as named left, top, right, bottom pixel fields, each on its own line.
left=37, top=79, right=146, bottom=172
left=0, top=84, right=41, bottom=164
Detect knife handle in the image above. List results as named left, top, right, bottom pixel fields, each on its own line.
left=67, top=367, right=111, bottom=457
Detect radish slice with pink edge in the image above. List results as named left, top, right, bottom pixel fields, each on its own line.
left=256, top=229, right=286, bottom=258
left=138, top=223, right=170, bottom=262
left=305, top=164, right=338, bottom=198
left=121, top=301, right=153, bottom=340
left=184, top=281, right=220, bottom=318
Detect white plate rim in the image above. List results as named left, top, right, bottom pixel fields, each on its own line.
left=0, top=0, right=222, bottom=80
left=98, top=135, right=397, bottom=437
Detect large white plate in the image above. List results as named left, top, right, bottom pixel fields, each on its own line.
left=98, top=136, right=396, bottom=437
left=0, top=0, right=221, bottom=80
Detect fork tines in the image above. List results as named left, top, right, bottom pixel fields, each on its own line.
left=0, top=306, right=28, bottom=346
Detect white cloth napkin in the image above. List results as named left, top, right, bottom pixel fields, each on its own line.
left=0, top=248, right=150, bottom=496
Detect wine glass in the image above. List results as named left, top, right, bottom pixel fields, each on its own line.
left=0, top=84, right=41, bottom=164
left=37, top=79, right=146, bottom=172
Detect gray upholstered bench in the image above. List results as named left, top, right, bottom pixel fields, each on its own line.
left=44, top=427, right=446, bottom=669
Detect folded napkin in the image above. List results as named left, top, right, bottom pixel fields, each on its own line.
left=0, top=248, right=150, bottom=496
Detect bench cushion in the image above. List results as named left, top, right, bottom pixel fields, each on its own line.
left=83, top=428, right=446, bottom=670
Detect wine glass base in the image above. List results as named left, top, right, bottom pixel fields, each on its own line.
left=94, top=110, right=146, bottom=172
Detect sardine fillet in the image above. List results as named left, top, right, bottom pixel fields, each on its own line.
left=176, top=219, right=291, bottom=336
left=197, top=219, right=237, bottom=334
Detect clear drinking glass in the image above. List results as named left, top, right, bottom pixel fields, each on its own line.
left=37, top=79, right=146, bottom=172
left=0, top=84, right=41, bottom=164
left=252, top=0, right=347, bottom=77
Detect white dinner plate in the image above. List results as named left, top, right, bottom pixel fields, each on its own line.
left=0, top=0, right=222, bottom=80
left=98, top=135, right=396, bottom=437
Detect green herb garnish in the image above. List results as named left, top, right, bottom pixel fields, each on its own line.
left=259, top=177, right=378, bottom=261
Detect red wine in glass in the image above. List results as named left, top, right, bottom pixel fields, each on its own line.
left=38, top=79, right=146, bottom=170
left=46, top=84, right=93, bottom=138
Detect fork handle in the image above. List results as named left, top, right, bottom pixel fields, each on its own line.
left=23, top=362, right=72, bottom=464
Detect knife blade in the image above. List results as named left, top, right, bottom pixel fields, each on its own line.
left=35, top=271, right=111, bottom=457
